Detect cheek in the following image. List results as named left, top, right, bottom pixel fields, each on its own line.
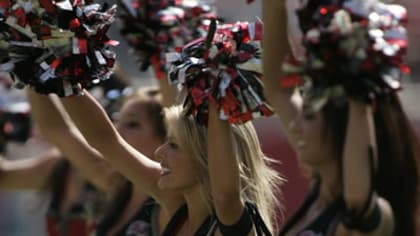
left=178, top=169, right=200, bottom=189
left=121, top=130, right=152, bottom=154
left=125, top=127, right=153, bottom=143
left=141, top=131, right=164, bottom=152
left=174, top=156, right=201, bottom=182
left=123, top=131, right=143, bottom=145
left=159, top=156, right=200, bottom=191
left=302, top=116, right=323, bottom=140
left=139, top=126, right=158, bottom=140
left=303, top=128, right=320, bottom=148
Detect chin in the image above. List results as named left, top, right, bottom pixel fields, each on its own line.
left=300, top=153, right=332, bottom=169
left=158, top=178, right=181, bottom=191
left=157, top=178, right=170, bottom=190
left=298, top=150, right=319, bottom=165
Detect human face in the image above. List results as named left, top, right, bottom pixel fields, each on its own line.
left=154, top=136, right=201, bottom=191
left=115, top=99, right=163, bottom=159
left=289, top=92, right=332, bottom=165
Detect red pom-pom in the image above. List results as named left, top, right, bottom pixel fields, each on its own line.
left=167, top=20, right=273, bottom=124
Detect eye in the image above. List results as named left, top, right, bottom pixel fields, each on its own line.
left=124, top=121, right=141, bottom=129
left=302, top=104, right=316, bottom=121
left=168, top=141, right=179, bottom=149
left=165, top=138, right=179, bottom=149
left=304, top=112, right=316, bottom=121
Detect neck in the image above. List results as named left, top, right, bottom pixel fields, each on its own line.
left=313, top=160, right=341, bottom=204
left=131, top=187, right=149, bottom=206
left=156, top=191, right=185, bottom=219
left=182, top=186, right=212, bottom=234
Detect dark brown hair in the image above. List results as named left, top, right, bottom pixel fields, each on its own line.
left=97, top=87, right=166, bottom=233
left=47, top=159, right=71, bottom=214
left=124, top=87, right=167, bottom=140
left=322, top=94, right=420, bottom=236
left=95, top=181, right=133, bottom=235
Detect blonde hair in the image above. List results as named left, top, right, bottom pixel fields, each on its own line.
left=164, top=105, right=284, bottom=232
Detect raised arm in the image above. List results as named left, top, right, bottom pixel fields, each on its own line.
left=27, top=89, right=115, bottom=193
left=207, top=103, right=243, bottom=225
left=339, top=101, right=393, bottom=234
left=343, top=102, right=376, bottom=209
left=158, top=77, right=178, bottom=107
left=262, top=0, right=299, bottom=146
left=0, top=149, right=60, bottom=190
left=59, top=91, right=163, bottom=199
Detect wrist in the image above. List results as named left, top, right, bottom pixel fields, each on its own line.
left=262, top=0, right=286, bottom=8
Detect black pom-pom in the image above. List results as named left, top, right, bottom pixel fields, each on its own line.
left=281, top=0, right=409, bottom=112
left=167, top=20, right=273, bottom=124
left=0, top=0, right=118, bottom=97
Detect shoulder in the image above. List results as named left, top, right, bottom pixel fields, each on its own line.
left=215, top=202, right=272, bottom=236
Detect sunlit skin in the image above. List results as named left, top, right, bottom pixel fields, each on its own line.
left=154, top=136, right=201, bottom=192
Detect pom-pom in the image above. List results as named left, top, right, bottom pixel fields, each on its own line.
left=167, top=19, right=273, bottom=124
left=0, top=0, right=117, bottom=97
left=282, top=0, right=409, bottom=112
left=118, top=0, right=215, bottom=78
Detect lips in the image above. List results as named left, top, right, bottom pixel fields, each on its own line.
left=160, top=165, right=172, bottom=176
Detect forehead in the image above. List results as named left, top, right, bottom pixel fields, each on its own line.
left=165, top=120, right=184, bottom=143
left=120, top=99, right=148, bottom=117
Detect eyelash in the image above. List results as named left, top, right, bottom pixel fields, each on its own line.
left=304, top=113, right=315, bottom=120
left=125, top=121, right=141, bottom=128
left=167, top=141, right=178, bottom=149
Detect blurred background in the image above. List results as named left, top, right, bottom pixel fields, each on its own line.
left=0, top=0, right=418, bottom=235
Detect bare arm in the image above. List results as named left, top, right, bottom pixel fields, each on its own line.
left=150, top=54, right=178, bottom=107
left=0, top=149, right=60, bottom=190
left=59, top=91, right=163, bottom=200
left=340, top=101, right=394, bottom=234
left=207, top=104, right=243, bottom=225
left=262, top=0, right=299, bottom=146
left=158, top=78, right=178, bottom=107
left=343, top=102, right=376, bottom=209
left=27, top=90, right=114, bottom=193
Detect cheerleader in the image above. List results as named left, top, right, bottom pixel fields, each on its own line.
left=261, top=0, right=419, bottom=235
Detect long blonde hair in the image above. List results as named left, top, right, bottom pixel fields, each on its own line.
left=164, top=105, right=284, bottom=232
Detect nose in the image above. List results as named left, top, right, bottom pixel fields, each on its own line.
left=289, top=112, right=303, bottom=140
left=154, top=143, right=167, bottom=162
